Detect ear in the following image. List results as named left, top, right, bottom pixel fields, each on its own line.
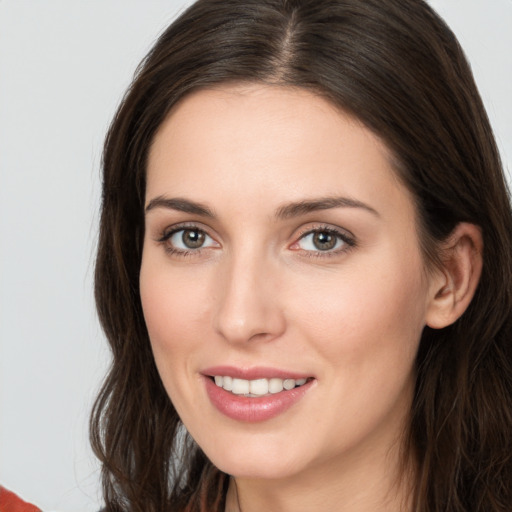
left=425, top=223, right=483, bottom=329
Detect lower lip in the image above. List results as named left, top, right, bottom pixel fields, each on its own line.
left=204, top=376, right=314, bottom=422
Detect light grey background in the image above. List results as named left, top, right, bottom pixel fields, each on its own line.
left=0, top=1, right=510, bottom=511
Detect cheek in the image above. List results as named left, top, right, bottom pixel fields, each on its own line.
left=139, top=262, right=217, bottom=423
left=292, top=252, right=428, bottom=369
left=139, top=261, right=210, bottom=369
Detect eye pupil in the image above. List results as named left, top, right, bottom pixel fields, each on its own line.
left=182, top=229, right=205, bottom=249
left=313, top=231, right=336, bottom=251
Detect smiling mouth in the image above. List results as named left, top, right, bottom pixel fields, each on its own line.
left=211, top=376, right=312, bottom=397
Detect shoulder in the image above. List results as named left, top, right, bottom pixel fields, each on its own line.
left=0, top=486, right=41, bottom=512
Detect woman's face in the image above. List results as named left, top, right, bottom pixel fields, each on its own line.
left=140, top=84, right=439, bottom=480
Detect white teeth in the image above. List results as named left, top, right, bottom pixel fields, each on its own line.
left=223, top=375, right=233, bottom=391
left=268, top=378, right=284, bottom=393
left=283, top=379, right=295, bottom=390
left=249, top=378, right=269, bottom=395
left=231, top=378, right=250, bottom=395
left=213, top=376, right=309, bottom=396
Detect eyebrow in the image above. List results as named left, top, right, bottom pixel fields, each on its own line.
left=145, top=195, right=379, bottom=219
left=275, top=197, right=379, bottom=219
left=145, top=196, right=215, bottom=217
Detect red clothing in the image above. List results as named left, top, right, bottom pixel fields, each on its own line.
left=0, top=487, right=41, bottom=512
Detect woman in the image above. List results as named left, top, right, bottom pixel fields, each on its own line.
left=90, top=0, right=512, bottom=510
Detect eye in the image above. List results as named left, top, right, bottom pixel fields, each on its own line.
left=292, top=227, right=355, bottom=255
left=159, top=227, right=219, bottom=253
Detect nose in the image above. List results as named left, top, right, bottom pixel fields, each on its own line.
left=212, top=251, right=286, bottom=345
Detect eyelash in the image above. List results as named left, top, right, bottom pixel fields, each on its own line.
left=156, top=223, right=215, bottom=258
left=292, top=225, right=356, bottom=258
left=156, top=223, right=356, bottom=259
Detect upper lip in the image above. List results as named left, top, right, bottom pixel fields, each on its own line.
left=202, top=365, right=313, bottom=381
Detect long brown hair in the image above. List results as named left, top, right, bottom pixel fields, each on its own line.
left=91, top=0, right=512, bottom=510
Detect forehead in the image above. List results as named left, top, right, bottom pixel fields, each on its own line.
left=146, top=84, right=410, bottom=220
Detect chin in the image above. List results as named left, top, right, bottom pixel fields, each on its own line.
left=196, top=431, right=313, bottom=480
left=212, top=455, right=301, bottom=480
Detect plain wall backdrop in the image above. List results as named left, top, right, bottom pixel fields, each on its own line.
left=0, top=1, right=510, bottom=511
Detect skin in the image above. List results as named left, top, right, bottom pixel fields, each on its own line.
left=140, top=84, right=480, bottom=511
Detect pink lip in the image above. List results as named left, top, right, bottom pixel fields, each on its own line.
left=202, top=369, right=315, bottom=423
left=202, top=365, right=311, bottom=380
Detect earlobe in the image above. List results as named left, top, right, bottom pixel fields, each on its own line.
left=425, top=223, right=483, bottom=329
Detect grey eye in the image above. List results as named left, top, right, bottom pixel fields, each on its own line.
left=169, top=228, right=215, bottom=250
left=297, top=230, right=345, bottom=252
left=312, top=231, right=337, bottom=251
left=182, top=229, right=205, bottom=248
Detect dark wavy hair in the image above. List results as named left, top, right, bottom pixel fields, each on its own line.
left=90, top=0, right=512, bottom=510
